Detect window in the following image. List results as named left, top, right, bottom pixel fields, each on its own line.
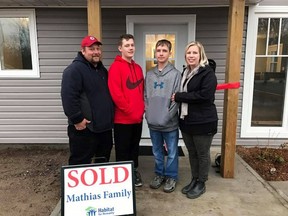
left=0, top=9, right=39, bottom=78
left=242, top=6, right=288, bottom=138
left=145, top=34, right=176, bottom=72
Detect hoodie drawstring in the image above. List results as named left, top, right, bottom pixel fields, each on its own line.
left=129, top=62, right=141, bottom=93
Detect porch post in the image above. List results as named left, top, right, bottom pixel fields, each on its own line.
left=220, top=0, right=245, bottom=178
left=87, top=0, right=102, bottom=40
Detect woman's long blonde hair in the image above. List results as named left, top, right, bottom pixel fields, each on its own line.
left=184, top=41, right=209, bottom=70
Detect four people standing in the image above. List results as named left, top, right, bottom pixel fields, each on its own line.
left=145, top=39, right=181, bottom=193
left=61, top=35, right=217, bottom=197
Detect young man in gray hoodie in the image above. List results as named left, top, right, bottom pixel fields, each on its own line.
left=144, top=39, right=181, bottom=193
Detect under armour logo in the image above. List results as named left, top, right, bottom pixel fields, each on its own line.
left=154, top=82, right=164, bottom=89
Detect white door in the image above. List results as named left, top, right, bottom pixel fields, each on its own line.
left=127, top=15, right=196, bottom=139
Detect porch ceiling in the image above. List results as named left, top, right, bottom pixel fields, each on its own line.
left=0, top=0, right=286, bottom=8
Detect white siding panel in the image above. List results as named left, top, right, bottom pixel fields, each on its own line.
left=0, top=119, right=66, bottom=124
left=40, top=59, right=72, bottom=66
left=37, top=24, right=87, bottom=31
left=0, top=93, right=60, bottom=99
left=0, top=87, right=60, bottom=93
left=0, top=112, right=65, bottom=118
left=38, top=31, right=86, bottom=37
left=40, top=73, right=64, bottom=80
left=36, top=17, right=86, bottom=24
left=40, top=66, right=66, bottom=73
left=0, top=106, right=63, bottom=112
left=38, top=37, right=85, bottom=45
left=1, top=99, right=61, bottom=106
left=0, top=125, right=66, bottom=131
left=0, top=132, right=67, bottom=138
left=0, top=138, right=68, bottom=144
left=1, top=80, right=60, bottom=86
left=38, top=45, right=80, bottom=52
left=39, top=53, right=76, bottom=59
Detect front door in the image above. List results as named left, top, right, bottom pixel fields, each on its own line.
left=127, top=15, right=196, bottom=138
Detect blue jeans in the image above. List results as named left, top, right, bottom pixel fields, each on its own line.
left=149, top=129, right=179, bottom=180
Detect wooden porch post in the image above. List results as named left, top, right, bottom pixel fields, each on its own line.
left=220, top=0, right=245, bottom=178
left=87, top=0, right=102, bottom=40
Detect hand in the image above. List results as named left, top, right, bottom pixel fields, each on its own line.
left=171, top=93, right=176, bottom=102
left=74, top=118, right=91, bottom=130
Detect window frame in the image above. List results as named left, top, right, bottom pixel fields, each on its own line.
left=0, top=9, right=39, bottom=78
left=241, top=6, right=288, bottom=138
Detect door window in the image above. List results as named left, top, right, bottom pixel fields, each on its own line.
left=145, top=34, right=176, bottom=72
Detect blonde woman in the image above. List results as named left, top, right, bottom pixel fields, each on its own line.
left=172, top=41, right=218, bottom=199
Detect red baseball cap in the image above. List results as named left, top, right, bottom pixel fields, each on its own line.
left=81, top=36, right=102, bottom=47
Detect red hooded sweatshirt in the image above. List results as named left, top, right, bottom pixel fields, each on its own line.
left=108, top=55, right=145, bottom=124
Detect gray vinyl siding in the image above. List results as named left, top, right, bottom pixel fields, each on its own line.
left=0, top=7, right=285, bottom=146
left=0, top=8, right=88, bottom=144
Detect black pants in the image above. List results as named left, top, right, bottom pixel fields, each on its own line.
left=67, top=125, right=113, bottom=165
left=181, top=132, right=213, bottom=182
left=114, top=122, right=142, bottom=169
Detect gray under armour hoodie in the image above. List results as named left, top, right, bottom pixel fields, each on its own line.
left=144, top=62, right=181, bottom=132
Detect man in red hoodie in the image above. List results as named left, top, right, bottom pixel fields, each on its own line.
left=108, top=34, right=145, bottom=187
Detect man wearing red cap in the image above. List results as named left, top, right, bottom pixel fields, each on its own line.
left=61, top=36, right=114, bottom=165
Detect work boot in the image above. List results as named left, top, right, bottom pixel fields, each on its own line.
left=186, top=181, right=206, bottom=199
left=181, top=178, right=197, bottom=194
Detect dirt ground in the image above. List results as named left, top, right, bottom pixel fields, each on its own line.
left=236, top=145, right=288, bottom=181
left=0, top=145, right=287, bottom=216
left=0, top=147, right=69, bottom=216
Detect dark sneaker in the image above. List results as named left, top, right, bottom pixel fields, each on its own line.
left=150, top=175, right=165, bottom=189
left=134, top=170, right=143, bottom=187
left=163, top=177, right=177, bottom=193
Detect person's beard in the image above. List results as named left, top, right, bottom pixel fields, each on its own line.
left=91, top=55, right=100, bottom=65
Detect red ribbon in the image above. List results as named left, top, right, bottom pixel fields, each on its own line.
left=216, top=82, right=240, bottom=90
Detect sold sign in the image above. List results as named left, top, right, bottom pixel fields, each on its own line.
left=67, top=166, right=130, bottom=187
left=61, top=162, right=136, bottom=216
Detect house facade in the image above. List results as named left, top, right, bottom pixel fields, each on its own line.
left=0, top=0, right=287, bottom=147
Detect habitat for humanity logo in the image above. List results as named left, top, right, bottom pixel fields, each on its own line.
left=85, top=206, right=115, bottom=216
left=86, top=206, right=97, bottom=216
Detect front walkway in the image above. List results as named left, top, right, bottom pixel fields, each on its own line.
left=51, top=146, right=288, bottom=216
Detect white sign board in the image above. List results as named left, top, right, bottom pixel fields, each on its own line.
left=61, top=161, right=136, bottom=216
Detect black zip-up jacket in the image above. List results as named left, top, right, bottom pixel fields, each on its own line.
left=175, top=65, right=218, bottom=134
left=61, top=52, right=114, bottom=133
